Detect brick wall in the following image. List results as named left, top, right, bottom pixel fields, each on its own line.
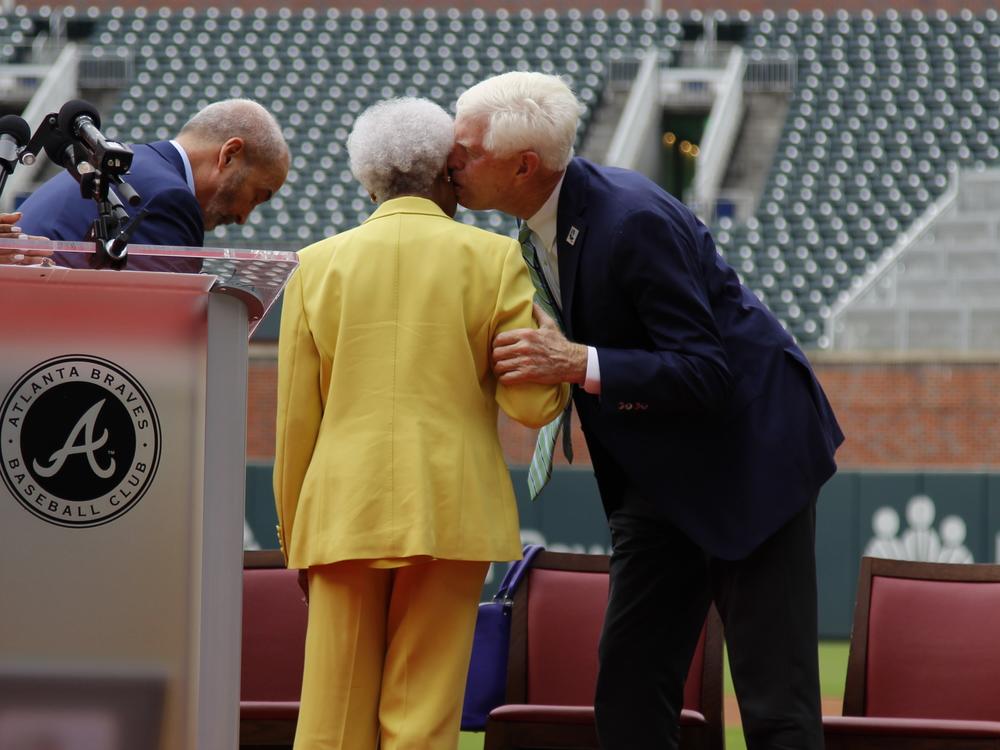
left=248, top=350, right=1000, bottom=469
left=247, top=352, right=278, bottom=460
left=814, top=355, right=1000, bottom=469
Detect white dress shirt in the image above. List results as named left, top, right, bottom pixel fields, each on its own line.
left=525, top=176, right=601, bottom=395
left=169, top=139, right=196, bottom=194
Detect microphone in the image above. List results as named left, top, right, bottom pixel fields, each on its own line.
left=0, top=114, right=29, bottom=168
left=43, top=131, right=82, bottom=172
left=44, top=129, right=141, bottom=207
left=57, top=99, right=133, bottom=176
left=0, top=114, right=30, bottom=198
left=44, top=132, right=126, bottom=218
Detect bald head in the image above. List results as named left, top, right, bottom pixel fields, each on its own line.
left=178, top=98, right=289, bottom=166
left=175, top=99, right=290, bottom=230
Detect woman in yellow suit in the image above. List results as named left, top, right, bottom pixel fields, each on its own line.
left=274, top=97, right=569, bottom=750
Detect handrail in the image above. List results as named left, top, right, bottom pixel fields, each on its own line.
left=743, top=49, right=798, bottom=92
left=605, top=49, right=660, bottom=170
left=691, top=45, right=745, bottom=221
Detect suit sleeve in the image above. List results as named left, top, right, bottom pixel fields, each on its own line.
left=492, top=240, right=571, bottom=427
left=596, top=207, right=733, bottom=415
left=273, top=267, right=323, bottom=565
left=131, top=186, right=205, bottom=248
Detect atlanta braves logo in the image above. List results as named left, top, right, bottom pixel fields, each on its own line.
left=33, top=399, right=116, bottom=479
left=1, top=356, right=161, bottom=528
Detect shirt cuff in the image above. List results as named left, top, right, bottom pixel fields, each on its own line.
left=584, top=346, right=601, bottom=395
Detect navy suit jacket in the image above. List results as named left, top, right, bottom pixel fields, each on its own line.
left=19, top=141, right=204, bottom=273
left=555, top=158, right=843, bottom=560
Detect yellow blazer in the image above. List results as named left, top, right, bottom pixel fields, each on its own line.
left=274, top=197, right=569, bottom=568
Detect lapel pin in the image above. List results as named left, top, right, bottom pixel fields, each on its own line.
left=566, top=226, right=579, bottom=246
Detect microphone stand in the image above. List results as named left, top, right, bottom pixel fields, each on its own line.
left=0, top=166, right=11, bottom=201
left=83, top=170, right=147, bottom=270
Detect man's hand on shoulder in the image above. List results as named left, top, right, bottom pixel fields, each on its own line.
left=493, top=303, right=588, bottom=386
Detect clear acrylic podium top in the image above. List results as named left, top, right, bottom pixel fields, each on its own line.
left=0, top=237, right=299, bottom=336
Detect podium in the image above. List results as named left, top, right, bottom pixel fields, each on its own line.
left=0, top=239, right=297, bottom=750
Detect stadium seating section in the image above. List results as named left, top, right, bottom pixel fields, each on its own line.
left=4, top=5, right=999, bottom=346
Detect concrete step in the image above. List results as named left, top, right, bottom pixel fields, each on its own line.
left=901, top=246, right=1000, bottom=275
left=957, top=170, right=1000, bottom=212
left=720, top=90, right=789, bottom=206
left=835, top=306, right=1000, bottom=351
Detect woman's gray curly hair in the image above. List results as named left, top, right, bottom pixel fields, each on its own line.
left=348, top=98, right=454, bottom=200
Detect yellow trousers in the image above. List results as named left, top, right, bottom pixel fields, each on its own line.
left=293, top=558, right=489, bottom=750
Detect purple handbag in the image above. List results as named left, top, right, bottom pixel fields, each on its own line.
left=460, top=544, right=545, bottom=731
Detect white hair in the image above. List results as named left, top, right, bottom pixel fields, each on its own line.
left=348, top=98, right=454, bottom=199
left=455, top=71, right=583, bottom=170
left=179, top=98, right=288, bottom=165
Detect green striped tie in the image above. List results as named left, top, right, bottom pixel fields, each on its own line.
left=518, top=223, right=573, bottom=500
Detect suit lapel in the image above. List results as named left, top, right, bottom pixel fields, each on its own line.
left=148, top=141, right=187, bottom=181
left=556, top=159, right=589, bottom=339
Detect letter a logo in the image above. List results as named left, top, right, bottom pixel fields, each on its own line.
left=2, top=355, right=160, bottom=528
left=32, top=399, right=115, bottom=479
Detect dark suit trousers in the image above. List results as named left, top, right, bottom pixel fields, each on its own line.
left=594, top=492, right=823, bottom=750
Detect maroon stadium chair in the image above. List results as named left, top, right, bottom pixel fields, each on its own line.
left=823, top=556, right=1000, bottom=749
left=240, top=550, right=308, bottom=749
left=483, top=550, right=724, bottom=750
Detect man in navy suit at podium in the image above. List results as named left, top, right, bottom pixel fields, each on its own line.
left=13, top=98, right=289, bottom=273
left=451, top=72, right=844, bottom=750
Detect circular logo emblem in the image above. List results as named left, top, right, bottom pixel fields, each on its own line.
left=1, top=355, right=161, bottom=528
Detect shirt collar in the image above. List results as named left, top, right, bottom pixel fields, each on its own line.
left=525, top=172, right=566, bottom=255
left=169, top=139, right=196, bottom=194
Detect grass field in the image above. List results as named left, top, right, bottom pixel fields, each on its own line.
left=723, top=641, right=849, bottom=749
left=458, top=641, right=850, bottom=750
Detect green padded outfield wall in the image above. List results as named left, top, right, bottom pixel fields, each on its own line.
left=245, top=466, right=1000, bottom=639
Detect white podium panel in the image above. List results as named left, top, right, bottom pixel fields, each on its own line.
left=0, top=243, right=296, bottom=750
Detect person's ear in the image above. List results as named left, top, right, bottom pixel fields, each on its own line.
left=218, top=137, right=245, bottom=169
left=516, top=150, right=541, bottom=178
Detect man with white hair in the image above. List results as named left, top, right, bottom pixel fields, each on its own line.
left=449, top=71, right=843, bottom=749
left=15, top=98, right=289, bottom=271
